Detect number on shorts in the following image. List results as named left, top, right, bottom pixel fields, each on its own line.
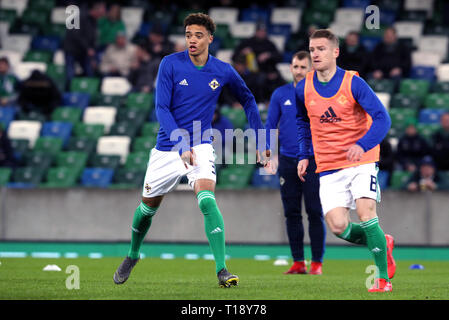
left=370, top=175, right=377, bottom=192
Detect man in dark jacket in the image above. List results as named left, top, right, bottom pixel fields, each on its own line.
left=337, top=31, right=369, bottom=78
left=432, top=112, right=449, bottom=171
left=63, top=1, right=106, bottom=88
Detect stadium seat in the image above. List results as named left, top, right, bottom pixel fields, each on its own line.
left=46, top=63, right=66, bottom=90
left=240, top=7, right=270, bottom=25
left=418, top=109, right=444, bottom=124
left=7, top=120, right=42, bottom=148
left=9, top=139, right=29, bottom=158
left=110, top=168, right=145, bottom=189
left=2, top=34, right=32, bottom=54
left=70, top=77, right=100, bottom=95
left=268, top=24, right=292, bottom=40
left=404, top=0, right=434, bottom=16
left=436, top=64, right=449, bottom=82
left=270, top=7, right=302, bottom=33
left=399, top=79, right=430, bottom=98
left=109, top=121, right=139, bottom=138
left=368, top=79, right=396, bottom=94
left=40, top=167, right=78, bottom=188
left=41, top=121, right=73, bottom=146
left=42, top=24, right=66, bottom=39
left=334, top=8, right=364, bottom=30
left=126, top=93, right=153, bottom=111
left=56, top=151, right=88, bottom=177
left=416, top=123, right=439, bottom=142
left=303, top=9, right=334, bottom=27
left=101, top=77, right=131, bottom=96
left=412, top=51, right=441, bottom=68
left=121, top=7, right=144, bottom=39
left=62, top=92, right=90, bottom=110
left=268, top=35, right=286, bottom=52
left=14, top=61, right=47, bottom=80
left=329, top=22, right=356, bottom=38
left=394, top=21, right=423, bottom=45
left=33, top=136, right=63, bottom=156
left=389, top=108, right=417, bottom=131
left=66, top=137, right=97, bottom=155
left=343, top=0, right=371, bottom=8
left=28, top=0, right=55, bottom=11
left=21, top=9, right=48, bottom=28
left=375, top=92, right=391, bottom=110
left=230, top=22, right=256, bottom=39
left=276, top=63, right=293, bottom=83
left=208, top=7, right=239, bottom=26
left=215, top=49, right=233, bottom=64
left=251, top=170, right=280, bottom=189
left=31, top=36, right=60, bottom=53
left=52, top=49, right=65, bottom=65
left=410, top=66, right=435, bottom=81
left=91, top=94, right=123, bottom=108
left=132, top=136, right=157, bottom=152
left=125, top=151, right=148, bottom=171
left=377, top=170, right=390, bottom=190
left=0, top=9, right=17, bottom=25
left=81, top=167, right=114, bottom=188
left=51, top=107, right=82, bottom=124
left=24, top=150, right=53, bottom=171
left=221, top=107, right=247, bottom=129
left=389, top=170, right=412, bottom=190
left=433, top=81, right=449, bottom=93
left=311, top=0, right=338, bottom=13
left=0, top=106, right=16, bottom=130
left=217, top=166, right=254, bottom=189
left=424, top=93, right=449, bottom=110
left=141, top=122, right=160, bottom=136
left=8, top=166, right=46, bottom=188
left=83, top=106, right=117, bottom=133
left=73, top=123, right=105, bottom=140
left=96, top=135, right=131, bottom=164
left=0, top=167, right=12, bottom=186
left=89, top=154, right=121, bottom=170
left=359, top=36, right=382, bottom=52
left=16, top=110, right=46, bottom=123
left=0, top=50, right=23, bottom=69
left=418, top=35, right=448, bottom=62
left=116, top=108, right=147, bottom=129
left=390, top=93, right=422, bottom=109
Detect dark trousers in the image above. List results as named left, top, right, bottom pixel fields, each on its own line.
left=64, top=53, right=94, bottom=90
left=278, top=155, right=326, bottom=262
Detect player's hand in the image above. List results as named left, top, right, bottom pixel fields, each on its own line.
left=346, top=144, right=364, bottom=162
left=181, top=149, right=197, bottom=168
left=256, top=149, right=271, bottom=168
left=297, top=159, right=309, bottom=182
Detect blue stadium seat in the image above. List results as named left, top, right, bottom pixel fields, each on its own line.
left=81, top=168, right=114, bottom=188
left=379, top=10, right=397, bottom=25
left=41, top=121, right=73, bottom=146
left=31, top=35, right=60, bottom=52
left=410, top=66, right=436, bottom=81
left=0, top=106, right=17, bottom=130
left=240, top=7, right=270, bottom=25
left=343, top=0, right=371, bottom=8
left=360, top=36, right=382, bottom=52
left=268, top=24, right=292, bottom=40
left=62, top=92, right=90, bottom=111
left=251, top=169, right=280, bottom=189
left=419, top=109, right=445, bottom=124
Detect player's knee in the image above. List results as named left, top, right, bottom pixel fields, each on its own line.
left=141, top=196, right=162, bottom=211
left=327, top=219, right=348, bottom=235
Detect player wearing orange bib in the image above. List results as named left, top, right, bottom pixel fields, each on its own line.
left=295, top=30, right=396, bottom=292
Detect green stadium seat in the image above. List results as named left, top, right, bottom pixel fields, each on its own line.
left=0, top=9, right=17, bottom=24
left=51, top=107, right=82, bottom=124
left=73, top=123, right=105, bottom=140
left=17, top=110, right=47, bottom=123
left=399, top=79, right=430, bottom=98
left=11, top=166, right=46, bottom=185
left=42, top=23, right=66, bottom=38
left=23, top=50, right=52, bottom=64
left=416, top=123, right=440, bottom=142
left=10, top=139, right=30, bottom=156
left=89, top=154, right=121, bottom=169
left=125, top=151, right=149, bottom=171
left=389, top=170, right=412, bottom=190
left=24, top=151, right=54, bottom=171
left=217, top=166, right=254, bottom=189
left=433, top=81, right=449, bottom=93
left=116, top=108, right=147, bottom=129
left=132, top=136, right=157, bottom=152
left=110, top=168, right=145, bottom=189
left=215, top=24, right=230, bottom=40
left=28, top=0, right=56, bottom=11
left=66, top=137, right=97, bottom=155
left=109, top=121, right=139, bottom=138
left=221, top=107, right=247, bottom=129
left=438, top=171, right=449, bottom=190
left=0, top=167, right=12, bottom=186
left=141, top=122, right=160, bottom=137
left=390, top=93, right=422, bottom=109
left=91, top=94, right=123, bottom=108
left=56, top=151, right=88, bottom=177
left=310, top=0, right=338, bottom=13
left=21, top=9, right=48, bottom=27
left=40, top=167, right=78, bottom=188
left=424, top=93, right=449, bottom=110
left=46, top=63, right=65, bottom=81
left=126, top=92, right=153, bottom=111
left=33, top=137, right=63, bottom=156
left=367, top=79, right=396, bottom=94
left=70, top=77, right=101, bottom=95
left=303, top=9, right=334, bottom=27
left=389, top=108, right=417, bottom=133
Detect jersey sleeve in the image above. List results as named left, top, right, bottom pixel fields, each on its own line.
left=155, top=57, right=190, bottom=153
left=351, top=75, right=392, bottom=152
left=226, top=64, right=268, bottom=152
left=295, top=80, right=313, bottom=161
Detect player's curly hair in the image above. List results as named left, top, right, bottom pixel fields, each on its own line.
left=184, top=13, right=216, bottom=35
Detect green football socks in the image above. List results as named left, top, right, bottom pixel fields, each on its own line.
left=197, top=190, right=227, bottom=273
left=127, top=202, right=158, bottom=260
left=360, top=217, right=389, bottom=281
left=337, top=222, right=367, bottom=245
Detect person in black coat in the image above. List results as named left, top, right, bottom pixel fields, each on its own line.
left=431, top=112, right=449, bottom=171
left=337, top=31, right=369, bottom=78
left=396, top=121, right=431, bottom=172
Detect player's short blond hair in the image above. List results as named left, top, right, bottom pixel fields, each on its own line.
left=310, top=29, right=339, bottom=47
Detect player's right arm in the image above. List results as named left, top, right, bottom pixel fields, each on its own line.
left=295, top=79, right=313, bottom=181
left=155, top=57, right=191, bottom=159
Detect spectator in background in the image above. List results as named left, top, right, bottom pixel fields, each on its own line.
left=17, top=70, right=61, bottom=118
left=63, top=1, right=106, bottom=88
left=219, top=54, right=264, bottom=106
left=128, top=45, right=160, bottom=93
left=396, top=120, right=431, bottom=172
left=100, top=32, right=137, bottom=77
left=337, top=31, right=368, bottom=78
left=260, top=64, right=286, bottom=105
left=369, top=26, right=411, bottom=80
left=405, top=156, right=448, bottom=191
left=0, top=57, right=19, bottom=106
left=97, top=3, right=126, bottom=50
left=432, top=112, right=449, bottom=171
left=211, top=108, right=234, bottom=164
left=0, top=126, right=17, bottom=168
left=141, top=25, right=175, bottom=61
left=232, top=22, right=282, bottom=74
left=379, top=138, right=395, bottom=187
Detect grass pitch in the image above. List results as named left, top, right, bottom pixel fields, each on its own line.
left=0, top=257, right=448, bottom=300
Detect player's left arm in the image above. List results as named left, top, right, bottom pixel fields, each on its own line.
left=226, top=64, right=270, bottom=160
left=349, top=75, right=392, bottom=161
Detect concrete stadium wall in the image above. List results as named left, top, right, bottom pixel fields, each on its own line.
left=0, top=187, right=448, bottom=245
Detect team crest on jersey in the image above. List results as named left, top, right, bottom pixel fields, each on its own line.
left=145, top=183, right=151, bottom=192
left=209, top=79, right=220, bottom=90
left=337, top=94, right=348, bottom=105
